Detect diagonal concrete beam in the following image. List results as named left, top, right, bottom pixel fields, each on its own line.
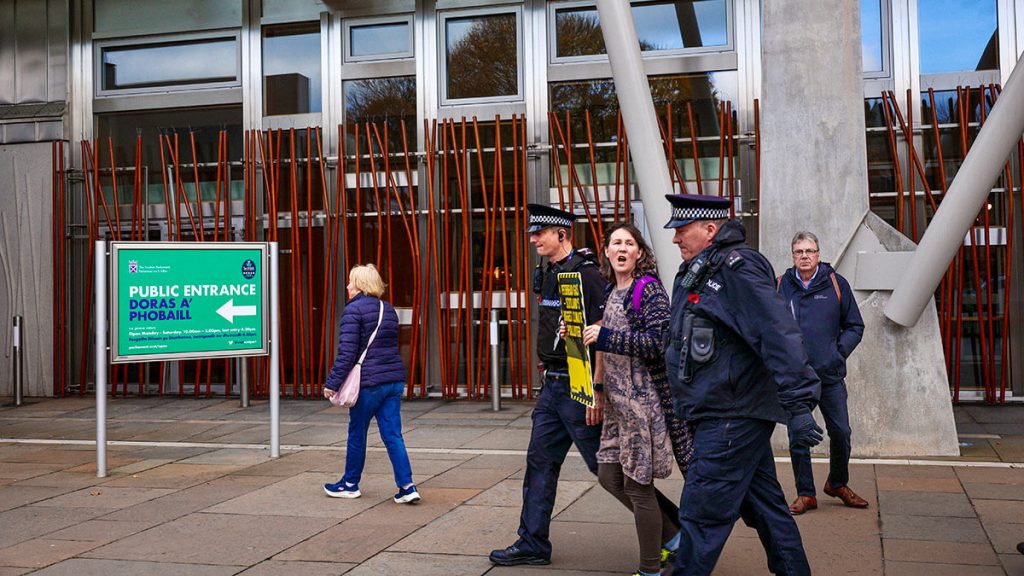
left=595, top=0, right=679, bottom=282
left=886, top=52, right=1024, bottom=327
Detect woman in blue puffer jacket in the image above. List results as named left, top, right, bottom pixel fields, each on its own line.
left=322, top=264, right=419, bottom=504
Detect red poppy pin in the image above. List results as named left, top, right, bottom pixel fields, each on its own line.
left=687, top=293, right=701, bottom=304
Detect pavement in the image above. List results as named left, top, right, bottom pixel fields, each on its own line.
left=0, top=396, right=1023, bottom=575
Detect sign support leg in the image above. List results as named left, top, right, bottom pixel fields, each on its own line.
left=269, top=242, right=280, bottom=457
left=95, top=240, right=108, bottom=478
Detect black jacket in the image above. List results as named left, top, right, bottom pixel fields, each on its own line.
left=664, top=220, right=821, bottom=424
left=778, top=263, right=864, bottom=384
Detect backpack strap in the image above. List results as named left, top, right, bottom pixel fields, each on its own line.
left=829, top=272, right=842, bottom=303
left=631, top=275, right=659, bottom=314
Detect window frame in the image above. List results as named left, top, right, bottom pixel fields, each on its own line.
left=438, top=5, right=525, bottom=106
left=861, top=0, right=893, bottom=79
left=343, top=14, right=415, bottom=63
left=261, top=20, right=325, bottom=118
left=547, top=0, right=735, bottom=66
left=94, top=30, right=243, bottom=98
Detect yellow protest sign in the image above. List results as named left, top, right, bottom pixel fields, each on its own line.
left=557, top=272, right=594, bottom=407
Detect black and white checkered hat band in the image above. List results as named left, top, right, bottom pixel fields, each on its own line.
left=672, top=206, right=729, bottom=221
left=529, top=214, right=574, bottom=228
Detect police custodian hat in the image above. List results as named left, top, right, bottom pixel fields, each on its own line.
left=527, top=203, right=577, bottom=233
left=663, top=194, right=731, bottom=229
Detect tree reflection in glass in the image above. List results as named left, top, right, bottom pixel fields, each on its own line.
left=446, top=13, right=518, bottom=100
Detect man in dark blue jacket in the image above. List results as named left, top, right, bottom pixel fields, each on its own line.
left=662, top=194, right=822, bottom=576
left=780, top=231, right=867, bottom=515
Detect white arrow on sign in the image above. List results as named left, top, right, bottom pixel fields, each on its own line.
left=216, top=299, right=257, bottom=324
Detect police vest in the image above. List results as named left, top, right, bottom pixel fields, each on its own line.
left=535, top=250, right=598, bottom=369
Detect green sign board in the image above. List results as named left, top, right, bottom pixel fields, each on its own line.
left=109, top=242, right=270, bottom=363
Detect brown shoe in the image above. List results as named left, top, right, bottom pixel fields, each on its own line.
left=823, top=482, right=869, bottom=508
left=789, top=496, right=817, bottom=515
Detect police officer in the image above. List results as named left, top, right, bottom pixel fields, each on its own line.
left=662, top=194, right=823, bottom=576
left=490, top=203, right=680, bottom=567
left=780, top=231, right=867, bottom=515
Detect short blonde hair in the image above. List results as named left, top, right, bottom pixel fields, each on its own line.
left=349, top=264, right=386, bottom=297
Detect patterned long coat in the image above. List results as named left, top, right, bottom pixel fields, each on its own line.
left=593, top=276, right=694, bottom=483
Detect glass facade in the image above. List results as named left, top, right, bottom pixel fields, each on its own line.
left=100, top=37, right=238, bottom=92
left=65, top=0, right=1023, bottom=399
left=444, top=12, right=520, bottom=101
left=553, top=0, right=729, bottom=59
left=349, top=20, right=412, bottom=59
left=917, top=0, right=998, bottom=74
left=263, top=22, right=322, bottom=115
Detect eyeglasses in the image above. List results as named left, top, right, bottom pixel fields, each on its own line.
left=792, top=249, right=819, bottom=256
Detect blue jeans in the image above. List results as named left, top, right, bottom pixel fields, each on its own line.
left=674, top=418, right=810, bottom=576
left=341, top=382, right=413, bottom=488
left=788, top=380, right=852, bottom=496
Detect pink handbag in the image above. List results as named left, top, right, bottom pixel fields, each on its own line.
left=330, top=301, right=384, bottom=408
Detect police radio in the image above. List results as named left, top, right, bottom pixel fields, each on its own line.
left=532, top=264, right=543, bottom=294
left=680, top=248, right=716, bottom=293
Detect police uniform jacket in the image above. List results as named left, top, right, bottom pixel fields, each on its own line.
left=778, top=263, right=864, bottom=385
left=665, top=220, right=820, bottom=424
left=536, top=249, right=607, bottom=371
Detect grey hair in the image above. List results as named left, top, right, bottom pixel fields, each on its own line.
left=791, top=231, right=820, bottom=248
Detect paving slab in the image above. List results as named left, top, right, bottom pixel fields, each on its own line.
left=390, top=504, right=521, bottom=556
left=0, top=538, right=100, bottom=569
left=882, top=539, right=1000, bottom=566
left=16, top=471, right=111, bottom=490
left=100, top=463, right=239, bottom=489
left=0, top=462, right=64, bottom=481
left=28, top=557, right=241, bottom=576
left=0, top=506, right=113, bottom=549
left=207, top=472, right=390, bottom=519
left=0, top=485, right=81, bottom=512
left=280, top=424, right=348, bottom=446
left=461, top=453, right=527, bottom=471
left=883, top=560, right=1007, bottom=575
left=999, top=552, right=1024, bottom=574
left=348, top=487, right=481, bottom=527
left=46, top=519, right=158, bottom=544
left=963, top=481, right=1024, bottom=500
left=460, top=428, right=534, bottom=450
left=419, top=463, right=514, bottom=490
left=274, top=516, right=418, bottom=563
left=980, top=521, right=1024, bottom=554
left=346, top=551, right=491, bottom=576
left=231, top=449, right=340, bottom=477
left=877, top=491, right=975, bottom=517
left=956, top=466, right=1024, bottom=485
left=97, top=481, right=267, bottom=523
left=880, top=514, right=989, bottom=543
left=876, top=476, right=964, bottom=493
left=0, top=448, right=96, bottom=467
left=973, top=498, right=1024, bottom=524
left=32, top=486, right=176, bottom=510
left=238, top=559, right=356, bottom=575
left=177, top=448, right=275, bottom=466
left=83, top=512, right=336, bottom=566
left=468, top=479, right=594, bottom=520
left=545, top=520, right=638, bottom=573
left=488, top=568, right=620, bottom=576
left=399, top=425, right=491, bottom=448
left=550, top=482, right=633, bottom=524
